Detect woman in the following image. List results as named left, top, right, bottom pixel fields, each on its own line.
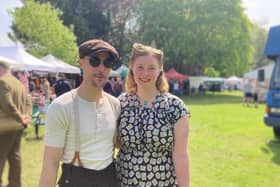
left=116, top=43, right=190, bottom=187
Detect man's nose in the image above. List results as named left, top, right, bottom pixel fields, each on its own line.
left=96, top=61, right=106, bottom=71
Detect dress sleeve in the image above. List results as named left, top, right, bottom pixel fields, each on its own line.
left=171, top=97, right=190, bottom=125
left=118, top=92, right=129, bottom=109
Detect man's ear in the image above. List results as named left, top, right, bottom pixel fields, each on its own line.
left=78, top=58, right=85, bottom=68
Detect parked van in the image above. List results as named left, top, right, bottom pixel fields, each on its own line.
left=264, top=25, right=280, bottom=138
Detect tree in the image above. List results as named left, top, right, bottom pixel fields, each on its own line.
left=36, top=0, right=140, bottom=67
left=106, top=0, right=141, bottom=64
left=136, top=0, right=254, bottom=76
left=11, top=0, right=78, bottom=63
left=204, top=67, right=220, bottom=77
left=36, top=0, right=111, bottom=44
left=251, top=24, right=270, bottom=68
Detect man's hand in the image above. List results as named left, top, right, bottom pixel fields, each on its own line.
left=22, top=115, right=31, bottom=127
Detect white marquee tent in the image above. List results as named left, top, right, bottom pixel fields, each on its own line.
left=0, top=55, right=24, bottom=70
left=41, top=54, right=80, bottom=74
left=0, top=45, right=56, bottom=72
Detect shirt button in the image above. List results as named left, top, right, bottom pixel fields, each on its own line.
left=65, top=179, right=69, bottom=184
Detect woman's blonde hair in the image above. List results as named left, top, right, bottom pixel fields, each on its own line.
left=125, top=43, right=169, bottom=94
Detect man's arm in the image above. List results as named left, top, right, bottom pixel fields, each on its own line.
left=39, top=146, right=64, bottom=187
left=0, top=80, right=23, bottom=123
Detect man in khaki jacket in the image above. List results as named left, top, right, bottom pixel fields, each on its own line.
left=0, top=60, right=32, bottom=187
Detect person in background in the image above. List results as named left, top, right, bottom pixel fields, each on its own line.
left=112, top=77, right=123, bottom=97
left=0, top=60, right=32, bottom=187
left=253, top=82, right=259, bottom=108
left=28, top=78, right=36, bottom=93
left=53, top=73, right=72, bottom=97
left=243, top=79, right=253, bottom=106
left=173, top=80, right=180, bottom=96
left=103, top=77, right=114, bottom=96
left=116, top=43, right=190, bottom=187
left=39, top=39, right=120, bottom=187
left=40, top=77, right=50, bottom=103
left=17, top=71, right=29, bottom=93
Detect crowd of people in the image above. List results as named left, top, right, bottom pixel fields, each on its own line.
left=0, top=39, right=190, bottom=187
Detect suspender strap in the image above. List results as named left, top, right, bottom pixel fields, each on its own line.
left=70, top=151, right=83, bottom=166
left=69, top=91, right=119, bottom=167
left=70, top=89, right=83, bottom=167
left=106, top=93, right=121, bottom=155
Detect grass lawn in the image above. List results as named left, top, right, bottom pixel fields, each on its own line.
left=3, top=91, right=280, bottom=187
left=184, top=91, right=280, bottom=187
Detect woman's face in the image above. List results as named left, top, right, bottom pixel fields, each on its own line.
left=132, top=55, right=161, bottom=90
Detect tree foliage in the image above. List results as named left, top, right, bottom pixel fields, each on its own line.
left=136, top=0, right=254, bottom=76
left=11, top=0, right=78, bottom=63
left=36, top=0, right=112, bottom=44
left=37, top=0, right=140, bottom=66
left=13, top=0, right=256, bottom=76
left=251, top=24, right=270, bottom=68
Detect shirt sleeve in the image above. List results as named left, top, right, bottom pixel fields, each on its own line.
left=44, top=102, right=69, bottom=148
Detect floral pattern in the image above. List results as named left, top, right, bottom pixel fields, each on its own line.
left=116, top=93, right=189, bottom=187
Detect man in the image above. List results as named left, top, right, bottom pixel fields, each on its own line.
left=53, top=73, right=72, bottom=97
left=0, top=60, right=32, bottom=187
left=39, top=39, right=120, bottom=187
left=243, top=79, right=253, bottom=106
left=40, top=77, right=50, bottom=103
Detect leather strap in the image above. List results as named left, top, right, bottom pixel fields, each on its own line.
left=70, top=89, right=83, bottom=167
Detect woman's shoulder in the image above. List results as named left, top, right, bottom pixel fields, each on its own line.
left=118, top=92, right=136, bottom=100
left=118, top=92, right=138, bottom=108
left=156, top=92, right=183, bottom=103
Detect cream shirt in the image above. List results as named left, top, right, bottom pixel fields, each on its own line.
left=44, top=90, right=120, bottom=170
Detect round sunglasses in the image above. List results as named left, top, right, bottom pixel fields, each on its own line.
left=89, top=56, right=115, bottom=68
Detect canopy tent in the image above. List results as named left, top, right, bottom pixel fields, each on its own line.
left=41, top=54, right=80, bottom=74
left=165, top=68, right=188, bottom=81
left=226, top=76, right=242, bottom=82
left=225, top=76, right=243, bottom=89
left=0, top=55, right=24, bottom=70
left=0, top=45, right=56, bottom=72
left=225, top=76, right=242, bottom=84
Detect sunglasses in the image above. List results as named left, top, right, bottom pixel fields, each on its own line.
left=89, top=56, right=115, bottom=68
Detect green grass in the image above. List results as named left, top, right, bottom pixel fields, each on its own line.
left=184, top=91, right=280, bottom=187
left=3, top=91, right=280, bottom=187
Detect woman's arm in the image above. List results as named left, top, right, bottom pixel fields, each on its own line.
left=173, top=115, right=190, bottom=187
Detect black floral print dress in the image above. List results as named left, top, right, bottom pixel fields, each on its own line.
left=116, top=93, right=189, bottom=187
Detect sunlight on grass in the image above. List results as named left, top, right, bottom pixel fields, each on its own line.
left=184, top=91, right=280, bottom=187
left=3, top=91, right=280, bottom=187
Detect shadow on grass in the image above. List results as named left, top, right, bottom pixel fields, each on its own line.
left=263, top=139, right=280, bottom=165
left=25, top=137, right=43, bottom=141
left=23, top=130, right=43, bottom=141
left=181, top=92, right=243, bottom=105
